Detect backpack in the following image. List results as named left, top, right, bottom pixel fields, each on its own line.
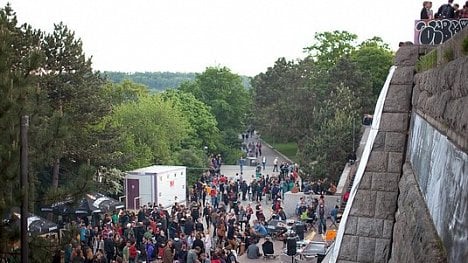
left=226, top=251, right=237, bottom=263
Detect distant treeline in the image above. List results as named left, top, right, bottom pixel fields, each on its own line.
left=105, top=71, right=252, bottom=91
left=104, top=71, right=196, bottom=91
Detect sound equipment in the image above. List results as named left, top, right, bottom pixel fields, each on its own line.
left=286, top=237, right=297, bottom=256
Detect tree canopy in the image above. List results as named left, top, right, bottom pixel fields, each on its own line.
left=252, top=30, right=394, bottom=181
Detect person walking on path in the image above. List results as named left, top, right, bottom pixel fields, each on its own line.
left=262, top=156, right=266, bottom=171
left=329, top=205, right=339, bottom=229
left=273, top=157, right=278, bottom=172
left=239, top=156, right=245, bottom=173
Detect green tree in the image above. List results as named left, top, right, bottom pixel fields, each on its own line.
left=351, top=37, right=394, bottom=106
left=106, top=95, right=190, bottom=169
left=32, top=22, right=111, bottom=192
left=160, top=89, right=220, bottom=151
left=304, top=30, right=358, bottom=69
left=103, top=79, right=150, bottom=105
left=179, top=66, right=250, bottom=132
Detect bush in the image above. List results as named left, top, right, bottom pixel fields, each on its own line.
left=416, top=51, right=438, bottom=72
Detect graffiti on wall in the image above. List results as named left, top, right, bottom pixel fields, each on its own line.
left=414, top=19, right=468, bottom=45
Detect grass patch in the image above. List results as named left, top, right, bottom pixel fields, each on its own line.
left=462, top=36, right=468, bottom=55
left=416, top=50, right=438, bottom=72
left=443, top=48, right=454, bottom=62
left=269, top=141, right=299, bottom=162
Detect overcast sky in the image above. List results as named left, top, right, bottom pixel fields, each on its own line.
left=5, top=0, right=449, bottom=76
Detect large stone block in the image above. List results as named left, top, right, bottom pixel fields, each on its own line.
left=380, top=113, right=409, bottom=132
left=344, top=216, right=358, bottom=235
left=383, top=219, right=394, bottom=239
left=357, top=237, right=376, bottom=262
left=387, top=152, right=403, bottom=173
left=338, top=235, right=359, bottom=261
left=374, top=191, right=398, bottom=220
left=385, top=132, right=406, bottom=152
left=350, top=190, right=376, bottom=217
left=373, top=131, right=385, bottom=152
left=356, top=217, right=384, bottom=238
left=371, top=172, right=400, bottom=192
left=374, top=238, right=391, bottom=262
left=452, top=56, right=468, bottom=98
left=444, top=96, right=468, bottom=141
left=366, top=151, right=387, bottom=172
left=390, top=67, right=415, bottom=85
left=394, top=46, right=419, bottom=66
left=359, top=172, right=372, bottom=190
left=384, top=84, right=413, bottom=113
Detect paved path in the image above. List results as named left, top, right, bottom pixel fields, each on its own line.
left=215, top=133, right=333, bottom=263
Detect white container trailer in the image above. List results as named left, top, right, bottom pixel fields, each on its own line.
left=125, top=165, right=186, bottom=209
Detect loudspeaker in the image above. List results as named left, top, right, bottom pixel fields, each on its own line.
left=286, top=237, right=297, bottom=256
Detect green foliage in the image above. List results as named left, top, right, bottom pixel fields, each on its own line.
left=103, top=79, right=150, bottom=105
left=105, top=71, right=252, bottom=92
left=463, top=36, right=468, bottom=55
left=252, top=31, right=392, bottom=181
left=416, top=51, right=438, bottom=72
left=160, top=89, right=220, bottom=151
left=180, top=66, right=250, bottom=132
left=105, top=71, right=196, bottom=91
left=106, top=95, right=190, bottom=168
left=304, top=30, right=358, bottom=69
left=350, top=37, right=394, bottom=108
left=178, top=66, right=250, bottom=162
left=443, top=48, right=454, bottom=62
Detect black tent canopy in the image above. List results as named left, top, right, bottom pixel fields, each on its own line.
left=41, top=193, right=124, bottom=215
left=12, top=212, right=58, bottom=235
left=85, top=193, right=124, bottom=213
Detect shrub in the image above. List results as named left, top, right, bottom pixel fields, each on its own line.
left=416, top=51, right=438, bottom=72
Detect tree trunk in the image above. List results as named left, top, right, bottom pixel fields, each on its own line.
left=52, top=158, right=60, bottom=188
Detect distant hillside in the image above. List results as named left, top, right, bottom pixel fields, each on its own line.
left=104, top=71, right=196, bottom=91
left=104, top=71, right=251, bottom=91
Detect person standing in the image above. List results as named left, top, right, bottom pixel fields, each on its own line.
left=330, top=205, right=339, bottom=229
left=187, top=246, right=201, bottom=263
left=162, top=241, right=174, bottom=263
left=421, top=1, right=434, bottom=19
left=436, top=0, right=455, bottom=18
left=262, top=156, right=266, bottom=171
left=239, top=156, right=245, bottom=173
left=272, top=157, right=278, bottom=172
left=317, top=204, right=327, bottom=235
left=460, top=2, right=468, bottom=18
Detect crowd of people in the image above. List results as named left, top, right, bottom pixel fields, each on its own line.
left=57, top=162, right=336, bottom=263
left=56, top=126, right=341, bottom=263
left=420, top=0, right=468, bottom=19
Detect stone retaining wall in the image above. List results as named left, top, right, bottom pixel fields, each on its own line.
left=389, top=163, right=446, bottom=263
left=336, top=47, right=416, bottom=263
